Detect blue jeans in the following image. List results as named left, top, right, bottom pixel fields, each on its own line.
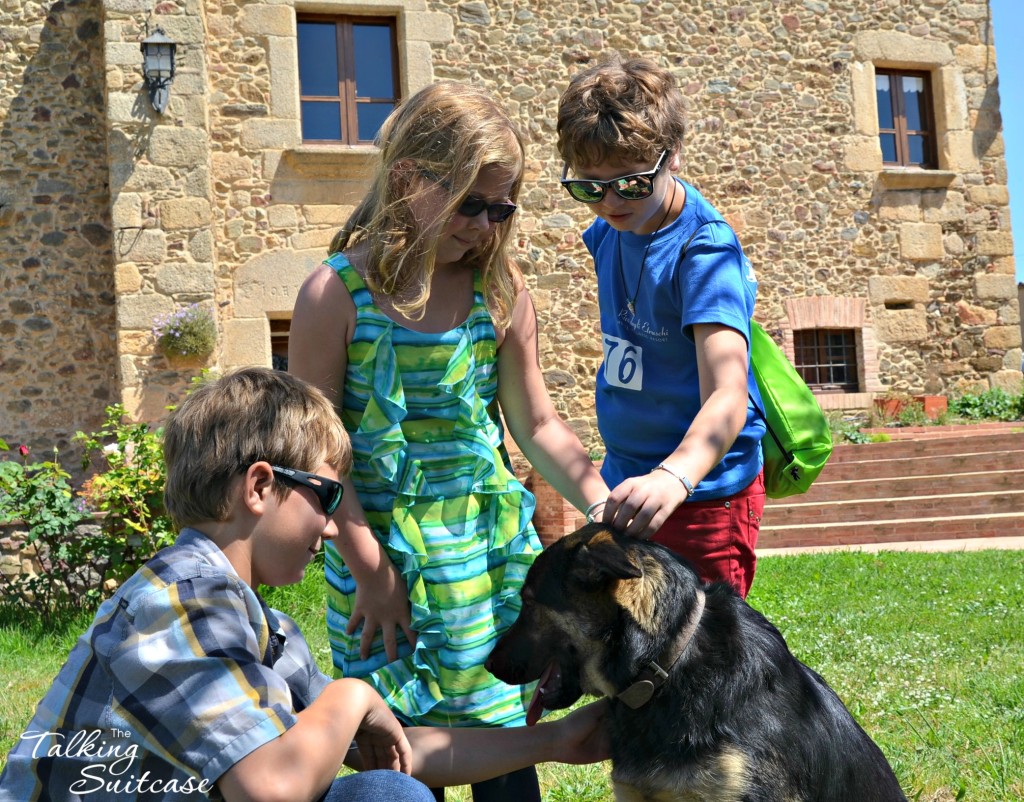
left=319, top=770, right=434, bottom=802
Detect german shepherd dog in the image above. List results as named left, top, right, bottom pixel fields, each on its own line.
left=486, top=524, right=907, bottom=802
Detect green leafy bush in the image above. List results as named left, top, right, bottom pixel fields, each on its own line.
left=0, top=441, right=97, bottom=617
left=948, top=388, right=1024, bottom=422
left=74, top=404, right=174, bottom=585
left=827, top=413, right=873, bottom=444
left=0, top=405, right=176, bottom=618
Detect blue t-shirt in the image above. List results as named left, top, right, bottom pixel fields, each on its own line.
left=584, top=179, right=765, bottom=499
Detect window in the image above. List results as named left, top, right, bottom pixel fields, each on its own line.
left=297, top=16, right=399, bottom=144
left=271, top=319, right=290, bottom=372
left=793, top=329, right=858, bottom=392
left=875, top=69, right=936, bottom=168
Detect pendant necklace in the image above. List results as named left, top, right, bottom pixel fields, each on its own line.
left=619, top=179, right=678, bottom=317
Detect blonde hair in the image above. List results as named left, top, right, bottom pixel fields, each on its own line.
left=557, top=54, right=687, bottom=170
left=330, top=81, right=525, bottom=328
left=162, top=368, right=352, bottom=530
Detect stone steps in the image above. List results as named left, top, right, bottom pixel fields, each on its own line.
left=761, top=428, right=1024, bottom=549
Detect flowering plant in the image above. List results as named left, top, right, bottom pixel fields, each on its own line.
left=0, top=439, right=95, bottom=616
left=152, top=303, right=216, bottom=358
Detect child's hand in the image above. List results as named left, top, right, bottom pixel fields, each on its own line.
left=346, top=559, right=417, bottom=662
left=601, top=470, right=689, bottom=539
left=544, top=700, right=610, bottom=765
left=352, top=692, right=414, bottom=774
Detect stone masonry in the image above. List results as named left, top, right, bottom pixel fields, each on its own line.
left=0, top=0, right=1021, bottom=473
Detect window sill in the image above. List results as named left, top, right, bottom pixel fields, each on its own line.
left=878, top=168, right=956, bottom=190
left=281, top=145, right=379, bottom=179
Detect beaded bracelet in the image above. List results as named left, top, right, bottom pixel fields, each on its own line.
left=584, top=499, right=607, bottom=523
left=652, top=462, right=695, bottom=497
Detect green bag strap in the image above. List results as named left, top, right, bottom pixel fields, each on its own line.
left=673, top=220, right=793, bottom=468
left=747, top=324, right=795, bottom=469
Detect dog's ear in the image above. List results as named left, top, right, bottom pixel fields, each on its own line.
left=572, top=533, right=643, bottom=589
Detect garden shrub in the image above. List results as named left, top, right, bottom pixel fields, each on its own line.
left=0, top=405, right=174, bottom=618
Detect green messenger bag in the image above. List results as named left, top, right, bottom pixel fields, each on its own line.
left=748, top=321, right=833, bottom=498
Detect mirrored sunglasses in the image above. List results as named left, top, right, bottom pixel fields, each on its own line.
left=560, top=150, right=668, bottom=204
left=455, top=195, right=517, bottom=223
left=271, top=466, right=344, bottom=516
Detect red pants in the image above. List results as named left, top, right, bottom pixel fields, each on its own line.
left=651, top=471, right=764, bottom=598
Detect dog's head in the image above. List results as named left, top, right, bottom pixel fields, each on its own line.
left=486, top=523, right=701, bottom=725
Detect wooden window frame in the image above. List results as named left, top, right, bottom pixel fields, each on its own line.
left=297, top=15, right=400, bottom=145
left=792, top=329, right=859, bottom=393
left=876, top=68, right=937, bottom=169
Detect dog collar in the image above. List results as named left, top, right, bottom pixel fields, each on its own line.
left=616, top=588, right=706, bottom=710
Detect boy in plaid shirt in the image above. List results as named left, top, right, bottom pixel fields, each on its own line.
left=0, top=368, right=606, bottom=802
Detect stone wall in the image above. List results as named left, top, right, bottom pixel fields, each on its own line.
left=0, top=0, right=1021, bottom=470
left=0, top=0, right=119, bottom=467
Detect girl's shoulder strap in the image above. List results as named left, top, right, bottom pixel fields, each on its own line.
left=324, top=251, right=367, bottom=296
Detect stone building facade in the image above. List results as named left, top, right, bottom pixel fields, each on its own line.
left=1, top=0, right=1020, bottom=469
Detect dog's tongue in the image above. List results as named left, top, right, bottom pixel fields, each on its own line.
left=525, top=662, right=555, bottom=727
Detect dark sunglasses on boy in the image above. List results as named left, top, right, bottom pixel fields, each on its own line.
left=420, top=168, right=517, bottom=223
left=560, top=150, right=668, bottom=204
left=271, top=466, right=344, bottom=516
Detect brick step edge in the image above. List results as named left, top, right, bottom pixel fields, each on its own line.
left=759, top=535, right=1024, bottom=556
left=770, top=469, right=1024, bottom=504
left=766, top=488, right=1024, bottom=526
left=827, top=431, right=1024, bottom=463
left=814, top=450, right=1024, bottom=481
left=758, top=512, right=1024, bottom=550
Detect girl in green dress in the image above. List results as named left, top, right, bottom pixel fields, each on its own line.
left=288, top=81, right=609, bottom=802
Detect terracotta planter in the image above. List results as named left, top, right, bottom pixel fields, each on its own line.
left=873, top=395, right=947, bottom=421
left=914, top=395, right=947, bottom=420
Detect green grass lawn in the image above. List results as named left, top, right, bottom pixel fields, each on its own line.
left=2, top=549, right=1021, bottom=801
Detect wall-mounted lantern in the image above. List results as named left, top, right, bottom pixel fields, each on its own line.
left=140, top=27, right=176, bottom=114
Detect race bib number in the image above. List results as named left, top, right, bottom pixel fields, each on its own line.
left=602, top=333, right=643, bottom=391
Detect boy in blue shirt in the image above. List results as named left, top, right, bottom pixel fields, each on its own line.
left=556, top=55, right=766, bottom=597
left=0, top=368, right=606, bottom=801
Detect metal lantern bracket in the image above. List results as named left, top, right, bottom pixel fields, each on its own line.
left=140, top=27, right=177, bottom=114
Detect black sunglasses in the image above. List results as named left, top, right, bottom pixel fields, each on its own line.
left=560, top=150, right=668, bottom=204
left=455, top=195, right=517, bottom=223
left=419, top=168, right=517, bottom=223
left=271, top=466, right=344, bottom=516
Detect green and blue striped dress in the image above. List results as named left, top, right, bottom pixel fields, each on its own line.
left=323, top=253, right=541, bottom=727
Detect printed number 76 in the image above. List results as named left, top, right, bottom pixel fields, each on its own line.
left=603, top=336, right=643, bottom=390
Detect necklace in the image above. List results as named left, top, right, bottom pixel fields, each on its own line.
left=619, top=180, right=678, bottom=316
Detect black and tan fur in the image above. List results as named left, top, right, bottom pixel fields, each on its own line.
left=486, top=523, right=907, bottom=802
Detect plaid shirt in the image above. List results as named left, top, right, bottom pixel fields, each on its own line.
left=0, top=528, right=331, bottom=801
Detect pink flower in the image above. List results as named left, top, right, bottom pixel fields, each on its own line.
left=18, top=444, right=29, bottom=457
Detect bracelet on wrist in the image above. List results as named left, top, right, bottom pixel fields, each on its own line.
left=584, top=499, right=607, bottom=523
left=651, top=463, right=695, bottom=497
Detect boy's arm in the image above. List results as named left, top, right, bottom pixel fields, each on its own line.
left=218, top=678, right=412, bottom=802
left=289, top=263, right=413, bottom=661
left=602, top=323, right=750, bottom=538
left=497, top=288, right=610, bottom=514
left=394, top=701, right=610, bottom=787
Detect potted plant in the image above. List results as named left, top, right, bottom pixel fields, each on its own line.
left=152, top=303, right=217, bottom=360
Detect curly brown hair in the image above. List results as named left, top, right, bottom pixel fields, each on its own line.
left=557, top=54, right=688, bottom=171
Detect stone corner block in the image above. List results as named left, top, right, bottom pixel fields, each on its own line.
left=867, top=275, right=930, bottom=305
left=234, top=248, right=326, bottom=317
left=899, top=222, right=944, bottom=261
left=974, top=272, right=1017, bottom=300
left=222, top=317, right=271, bottom=368
left=241, top=119, right=300, bottom=151
left=239, top=5, right=295, bottom=37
